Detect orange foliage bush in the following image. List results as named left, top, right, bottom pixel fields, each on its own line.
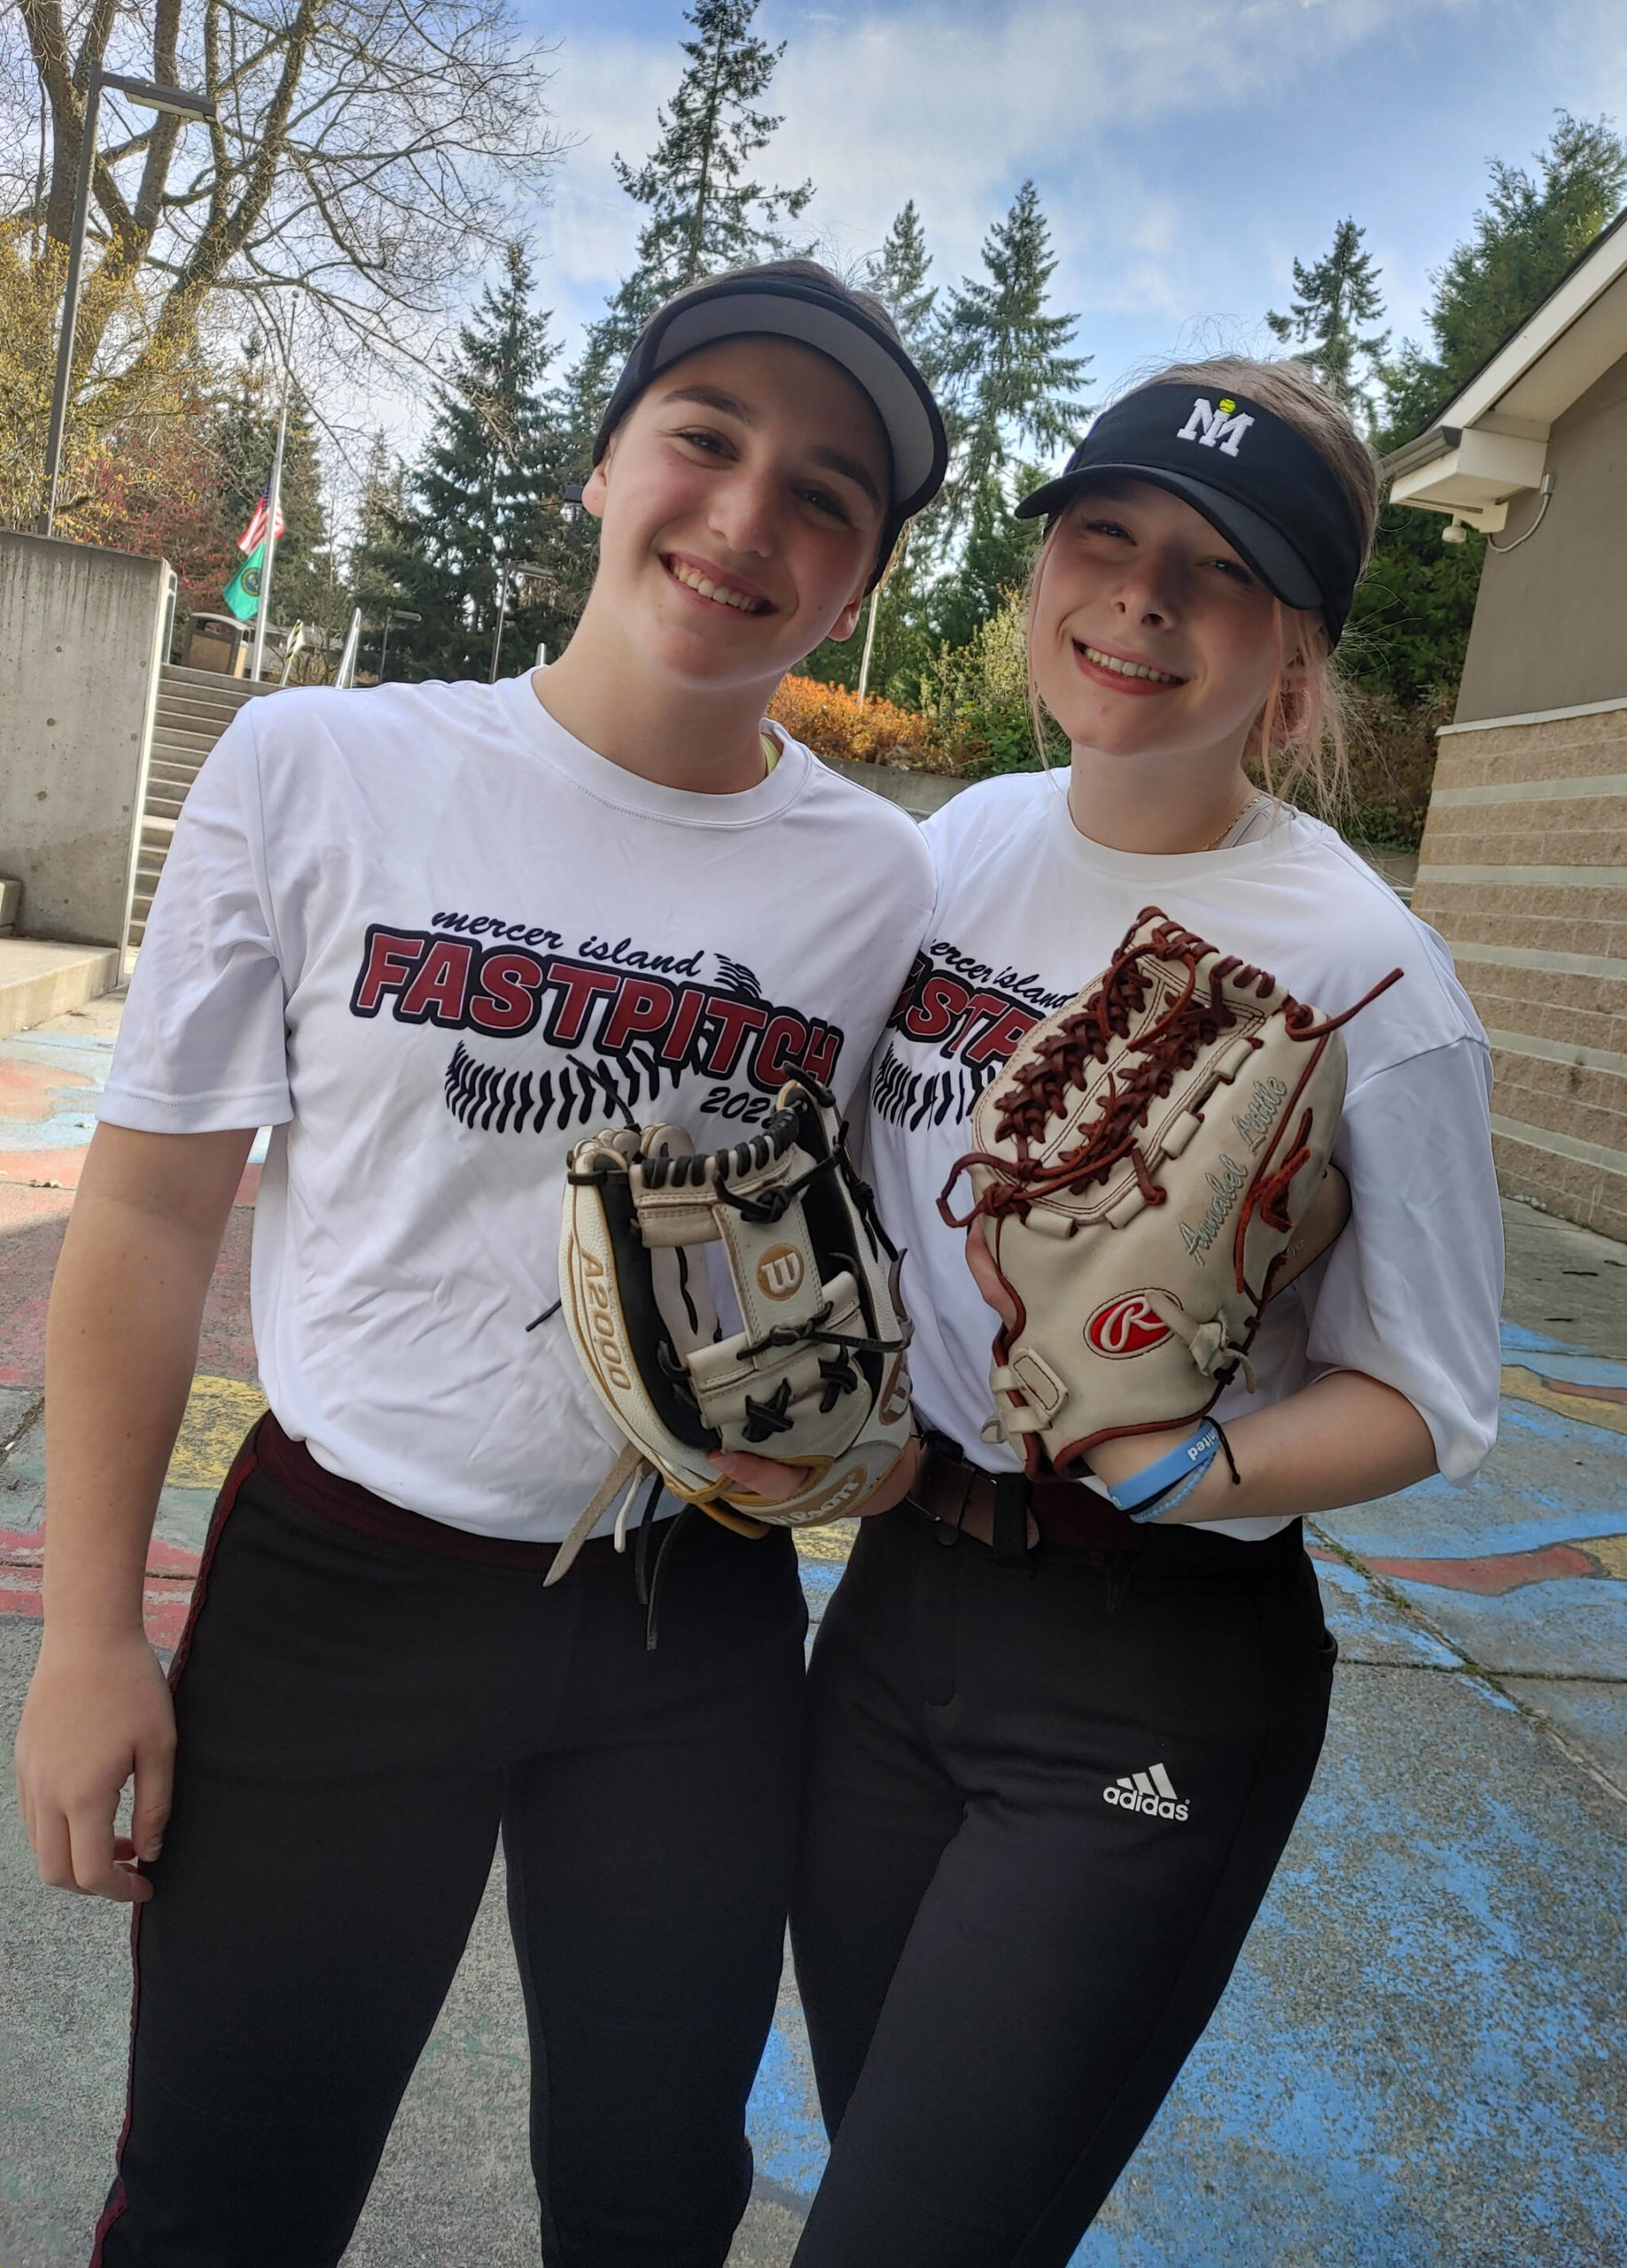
left=767, top=674, right=950, bottom=771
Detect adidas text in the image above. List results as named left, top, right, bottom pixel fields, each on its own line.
left=1104, top=1762, right=1188, bottom=1822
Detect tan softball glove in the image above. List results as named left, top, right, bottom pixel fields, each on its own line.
left=940, top=906, right=1400, bottom=1479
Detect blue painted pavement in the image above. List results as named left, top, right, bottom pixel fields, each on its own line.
left=742, top=1317, right=1627, bottom=2265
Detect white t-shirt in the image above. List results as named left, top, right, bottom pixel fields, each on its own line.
left=102, top=672, right=936, bottom=1542
left=866, top=769, right=1504, bottom=1541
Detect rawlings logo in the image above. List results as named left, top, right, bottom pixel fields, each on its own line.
left=1086, top=1293, right=1175, bottom=1357
left=756, top=1245, right=805, bottom=1301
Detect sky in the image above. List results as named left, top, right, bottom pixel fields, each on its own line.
left=471, top=0, right=1627, bottom=454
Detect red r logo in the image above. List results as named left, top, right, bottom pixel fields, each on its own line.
left=1086, top=1293, right=1174, bottom=1356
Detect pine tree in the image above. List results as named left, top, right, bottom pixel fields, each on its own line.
left=864, top=201, right=940, bottom=375
left=391, top=240, right=573, bottom=679
left=583, top=0, right=813, bottom=389
left=795, top=204, right=946, bottom=701
left=350, top=432, right=408, bottom=607
left=1265, top=218, right=1389, bottom=412
left=922, top=183, right=1090, bottom=651
left=343, top=432, right=420, bottom=679
left=939, top=182, right=1091, bottom=517
left=1338, top=112, right=1627, bottom=735
left=1383, top=112, right=1627, bottom=442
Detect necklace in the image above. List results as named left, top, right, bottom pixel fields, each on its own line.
left=1200, top=792, right=1265, bottom=853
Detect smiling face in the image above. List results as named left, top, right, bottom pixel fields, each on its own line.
left=1031, top=477, right=1299, bottom=772
left=580, top=334, right=890, bottom=694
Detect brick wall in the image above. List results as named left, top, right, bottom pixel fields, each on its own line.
left=1412, top=698, right=1627, bottom=1242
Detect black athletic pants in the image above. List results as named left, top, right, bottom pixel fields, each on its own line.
left=95, top=1427, right=808, bottom=2268
left=790, top=1503, right=1335, bottom=2268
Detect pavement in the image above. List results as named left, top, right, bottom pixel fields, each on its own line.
left=2, top=990, right=1624, bottom=2266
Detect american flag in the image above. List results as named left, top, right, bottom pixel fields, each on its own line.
left=238, top=488, right=286, bottom=555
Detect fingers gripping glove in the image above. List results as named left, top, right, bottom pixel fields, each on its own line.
left=940, top=907, right=1401, bottom=1479
left=555, top=1075, right=914, bottom=1580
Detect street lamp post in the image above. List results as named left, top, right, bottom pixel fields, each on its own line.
left=378, top=606, right=421, bottom=681
left=38, top=69, right=216, bottom=538
left=489, top=561, right=548, bottom=683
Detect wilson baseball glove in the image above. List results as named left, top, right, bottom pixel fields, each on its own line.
left=940, top=907, right=1401, bottom=1479
left=554, top=1073, right=914, bottom=1581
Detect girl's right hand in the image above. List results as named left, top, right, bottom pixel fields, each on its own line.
left=14, top=1631, right=175, bottom=1903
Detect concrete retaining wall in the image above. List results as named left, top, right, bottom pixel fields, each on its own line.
left=815, top=754, right=968, bottom=819
left=0, top=532, right=173, bottom=946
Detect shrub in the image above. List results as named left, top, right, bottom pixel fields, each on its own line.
left=767, top=674, right=946, bottom=770
left=1339, top=682, right=1450, bottom=850
left=919, top=590, right=1066, bottom=779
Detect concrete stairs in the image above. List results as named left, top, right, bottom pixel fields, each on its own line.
left=132, top=666, right=281, bottom=944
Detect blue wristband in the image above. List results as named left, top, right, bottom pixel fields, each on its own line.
left=1104, top=1421, right=1220, bottom=1518
left=1129, top=1461, right=1208, bottom=1524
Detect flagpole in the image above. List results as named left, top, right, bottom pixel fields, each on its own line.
left=251, top=376, right=291, bottom=682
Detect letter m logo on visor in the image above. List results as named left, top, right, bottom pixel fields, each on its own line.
left=1176, top=396, right=1255, bottom=457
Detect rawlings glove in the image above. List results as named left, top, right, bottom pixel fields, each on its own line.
left=554, top=1073, right=914, bottom=1580
left=940, top=907, right=1400, bottom=1479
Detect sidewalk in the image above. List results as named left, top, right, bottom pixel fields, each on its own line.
left=2, top=992, right=1623, bottom=2265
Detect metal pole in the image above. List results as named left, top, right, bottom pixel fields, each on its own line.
left=39, top=73, right=104, bottom=536
left=336, top=607, right=362, bottom=689
left=378, top=609, right=393, bottom=682
left=250, top=378, right=290, bottom=681
left=488, top=563, right=508, bottom=683
left=856, top=586, right=881, bottom=706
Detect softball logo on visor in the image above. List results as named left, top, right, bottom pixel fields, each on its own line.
left=1085, top=1293, right=1175, bottom=1358
left=1175, top=395, right=1255, bottom=457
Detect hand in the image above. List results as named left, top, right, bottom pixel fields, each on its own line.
left=708, top=1430, right=923, bottom=1521
left=965, top=1221, right=1017, bottom=1330
left=15, top=1630, right=175, bottom=1903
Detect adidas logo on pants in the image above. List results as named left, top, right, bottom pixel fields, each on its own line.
left=1103, top=1762, right=1189, bottom=1821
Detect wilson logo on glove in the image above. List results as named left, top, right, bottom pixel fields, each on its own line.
left=1086, top=1293, right=1176, bottom=1357
left=756, top=1245, right=806, bottom=1300
left=551, top=1074, right=915, bottom=1581
left=939, top=908, right=1401, bottom=1479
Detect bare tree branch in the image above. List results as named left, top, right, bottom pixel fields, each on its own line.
left=2, top=0, right=566, bottom=412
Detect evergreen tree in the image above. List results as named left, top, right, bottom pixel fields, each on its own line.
left=911, top=183, right=1089, bottom=653
left=798, top=205, right=944, bottom=699
left=1383, top=112, right=1627, bottom=442
left=1265, top=218, right=1389, bottom=413
left=345, top=432, right=420, bottom=679
left=806, top=189, right=1090, bottom=697
left=391, top=241, right=574, bottom=679
left=863, top=201, right=940, bottom=375
left=939, top=181, right=1091, bottom=517
left=349, top=432, right=408, bottom=607
left=549, top=0, right=814, bottom=643
left=1334, top=112, right=1627, bottom=732
left=209, top=343, right=340, bottom=633
left=580, top=0, right=813, bottom=393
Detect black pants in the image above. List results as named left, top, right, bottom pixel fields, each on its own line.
left=790, top=1504, right=1335, bottom=2268
left=95, top=1436, right=808, bottom=2267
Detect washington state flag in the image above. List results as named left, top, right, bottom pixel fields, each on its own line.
left=222, top=543, right=264, bottom=622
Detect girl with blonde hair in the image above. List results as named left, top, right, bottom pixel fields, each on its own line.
left=776, top=357, right=1504, bottom=2264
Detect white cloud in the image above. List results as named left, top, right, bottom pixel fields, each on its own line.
left=532, top=0, right=1479, bottom=364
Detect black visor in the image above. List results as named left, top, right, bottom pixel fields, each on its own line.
left=595, top=272, right=948, bottom=594
left=1016, top=383, right=1365, bottom=643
